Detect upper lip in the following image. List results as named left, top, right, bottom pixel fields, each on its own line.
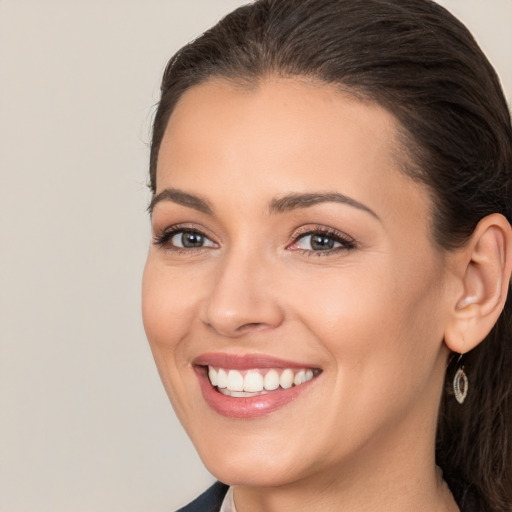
left=193, top=352, right=319, bottom=370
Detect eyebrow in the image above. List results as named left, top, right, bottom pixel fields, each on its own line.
left=148, top=188, right=213, bottom=215
left=148, top=188, right=378, bottom=219
left=269, top=192, right=379, bottom=218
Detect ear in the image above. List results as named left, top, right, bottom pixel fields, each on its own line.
left=444, top=213, right=512, bottom=354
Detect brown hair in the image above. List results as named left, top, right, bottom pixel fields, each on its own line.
left=149, top=1, right=512, bottom=509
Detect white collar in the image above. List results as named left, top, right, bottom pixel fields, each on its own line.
left=219, top=486, right=236, bottom=512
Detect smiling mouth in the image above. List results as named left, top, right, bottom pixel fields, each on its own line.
left=193, top=354, right=322, bottom=418
left=207, top=366, right=321, bottom=397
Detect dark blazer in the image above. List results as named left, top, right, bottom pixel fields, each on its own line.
left=176, top=482, right=229, bottom=512
left=176, top=480, right=482, bottom=512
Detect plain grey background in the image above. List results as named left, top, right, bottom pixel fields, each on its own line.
left=0, top=1, right=510, bottom=511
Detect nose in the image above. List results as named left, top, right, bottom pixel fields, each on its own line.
left=200, top=250, right=285, bottom=338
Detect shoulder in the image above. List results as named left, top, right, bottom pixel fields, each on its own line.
left=175, top=482, right=229, bottom=512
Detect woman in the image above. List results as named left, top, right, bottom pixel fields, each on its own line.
left=142, top=0, right=512, bottom=510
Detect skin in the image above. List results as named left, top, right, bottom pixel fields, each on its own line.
left=142, top=78, right=464, bottom=511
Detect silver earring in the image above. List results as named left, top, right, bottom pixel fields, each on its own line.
left=453, top=355, right=468, bottom=404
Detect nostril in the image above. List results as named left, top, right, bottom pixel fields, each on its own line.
left=236, top=322, right=267, bottom=332
left=203, top=319, right=273, bottom=337
left=200, top=289, right=285, bottom=337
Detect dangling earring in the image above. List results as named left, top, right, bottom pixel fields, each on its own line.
left=453, top=354, right=468, bottom=404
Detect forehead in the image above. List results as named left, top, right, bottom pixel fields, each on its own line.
left=157, top=77, right=431, bottom=228
left=164, top=77, right=399, bottom=161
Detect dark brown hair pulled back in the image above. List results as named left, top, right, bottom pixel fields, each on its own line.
left=149, top=1, right=512, bottom=509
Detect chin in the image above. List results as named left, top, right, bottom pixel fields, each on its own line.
left=185, top=424, right=304, bottom=487
left=202, top=455, right=301, bottom=487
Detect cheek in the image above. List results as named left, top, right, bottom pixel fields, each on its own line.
left=288, top=255, right=447, bottom=401
left=142, top=256, right=207, bottom=424
left=142, top=256, right=196, bottom=347
left=141, top=256, right=201, bottom=396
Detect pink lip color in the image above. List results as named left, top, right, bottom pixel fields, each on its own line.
left=193, top=353, right=320, bottom=419
left=193, top=352, right=312, bottom=370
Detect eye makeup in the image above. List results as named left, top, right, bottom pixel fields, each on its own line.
left=153, top=221, right=358, bottom=258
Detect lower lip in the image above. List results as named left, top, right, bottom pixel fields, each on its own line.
left=195, top=367, right=318, bottom=419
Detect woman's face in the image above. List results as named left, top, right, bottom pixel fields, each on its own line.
left=142, top=78, right=455, bottom=487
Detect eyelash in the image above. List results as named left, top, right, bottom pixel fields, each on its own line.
left=152, top=224, right=215, bottom=255
left=152, top=224, right=357, bottom=256
left=288, top=226, right=357, bottom=256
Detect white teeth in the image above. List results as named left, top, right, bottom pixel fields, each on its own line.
left=264, top=369, right=280, bottom=391
left=207, top=366, right=318, bottom=393
left=227, top=370, right=244, bottom=392
left=217, top=369, right=227, bottom=389
left=279, top=369, right=294, bottom=389
left=293, top=369, right=306, bottom=386
left=219, top=389, right=268, bottom=397
left=208, top=367, right=218, bottom=387
left=244, top=371, right=264, bottom=392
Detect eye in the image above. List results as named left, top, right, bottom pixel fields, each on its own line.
left=288, top=227, right=356, bottom=255
left=296, top=233, right=340, bottom=251
left=171, top=230, right=215, bottom=248
left=153, top=226, right=217, bottom=251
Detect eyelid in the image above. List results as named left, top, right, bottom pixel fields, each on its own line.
left=287, top=225, right=358, bottom=252
left=152, top=222, right=356, bottom=254
left=152, top=223, right=219, bottom=249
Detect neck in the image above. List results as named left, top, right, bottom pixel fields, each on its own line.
left=232, top=409, right=459, bottom=512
